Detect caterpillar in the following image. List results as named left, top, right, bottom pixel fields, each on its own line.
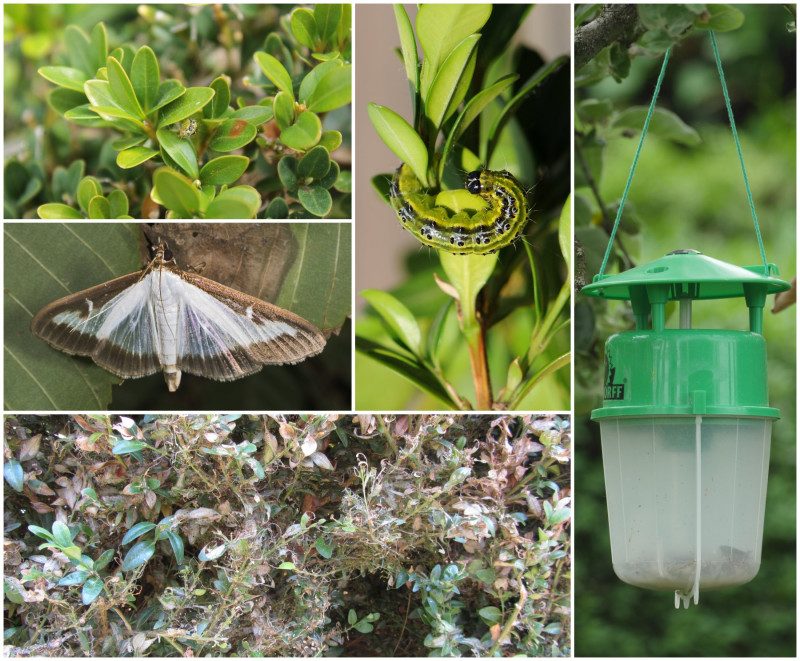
left=388, top=163, right=528, bottom=254
left=178, top=118, right=198, bottom=139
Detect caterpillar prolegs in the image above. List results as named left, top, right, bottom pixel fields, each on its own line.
left=389, top=163, right=528, bottom=254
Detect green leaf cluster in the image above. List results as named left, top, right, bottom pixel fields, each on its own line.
left=10, top=6, right=352, bottom=219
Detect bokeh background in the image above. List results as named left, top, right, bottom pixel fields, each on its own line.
left=574, top=5, right=795, bottom=656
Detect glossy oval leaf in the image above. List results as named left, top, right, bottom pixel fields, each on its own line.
left=117, top=146, right=159, bottom=169
left=77, top=177, right=103, bottom=214
left=314, top=3, right=342, bottom=42
left=107, top=56, right=144, bottom=119
left=158, top=87, right=215, bottom=127
left=3, top=460, right=23, bottom=492
left=121, top=540, right=156, bottom=572
left=280, top=111, right=322, bottom=150
left=131, top=46, right=159, bottom=113
left=367, top=103, right=428, bottom=187
left=38, top=66, right=88, bottom=92
left=81, top=577, right=104, bottom=605
left=151, top=80, right=185, bottom=113
left=298, top=185, right=332, bottom=217
left=157, top=128, right=199, bottom=180
left=58, top=570, right=89, bottom=587
left=254, top=52, right=294, bottom=100
left=231, top=104, right=273, bottom=125
left=90, top=23, right=108, bottom=71
left=318, top=129, right=342, bottom=152
left=361, top=289, right=422, bottom=356
left=65, top=24, right=93, bottom=75
left=37, top=203, right=84, bottom=219
left=299, top=60, right=341, bottom=103
left=291, top=8, right=317, bottom=48
left=417, top=4, right=492, bottom=97
left=394, top=5, right=419, bottom=91
left=208, top=119, right=257, bottom=152
left=208, top=76, right=231, bottom=118
left=152, top=167, right=202, bottom=218
left=121, top=521, right=156, bottom=545
left=306, top=65, right=351, bottom=113
left=204, top=186, right=261, bottom=219
left=425, top=34, right=480, bottom=131
left=265, top=197, right=289, bottom=219
left=297, top=145, right=331, bottom=179
left=273, top=90, right=294, bottom=130
left=199, top=155, right=250, bottom=186
left=277, top=156, right=299, bottom=190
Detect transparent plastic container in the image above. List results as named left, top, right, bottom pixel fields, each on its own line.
left=599, top=415, right=771, bottom=595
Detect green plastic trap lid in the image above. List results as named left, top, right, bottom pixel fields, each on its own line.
left=582, top=250, right=790, bottom=301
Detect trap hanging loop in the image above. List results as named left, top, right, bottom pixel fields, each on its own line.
left=710, top=30, right=769, bottom=271
left=598, top=31, right=770, bottom=278
left=598, top=48, right=670, bottom=277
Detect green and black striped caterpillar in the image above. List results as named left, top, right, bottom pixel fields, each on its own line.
left=389, top=163, right=528, bottom=254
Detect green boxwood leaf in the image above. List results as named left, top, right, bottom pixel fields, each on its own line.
left=52, top=521, right=73, bottom=548
left=106, top=56, right=144, bottom=119
left=63, top=104, right=108, bottom=124
left=131, top=46, right=159, bottom=112
left=58, top=570, right=89, bottom=587
left=291, top=8, right=317, bottom=49
left=93, top=549, right=115, bottom=572
left=117, top=146, right=159, bottom=169
left=314, top=537, right=333, bottom=559
left=417, top=4, right=492, bottom=97
left=84, top=79, right=121, bottom=110
left=36, top=203, right=83, bottom=219
left=90, top=23, right=108, bottom=72
left=266, top=197, right=289, bottom=219
left=151, top=80, right=185, bottom=113
left=305, top=65, right=351, bottom=113
left=361, top=289, right=422, bottom=356
left=77, top=177, right=103, bottom=214
left=394, top=5, right=419, bottom=91
left=121, top=521, right=157, bottom=545
left=299, top=60, right=341, bottom=103
left=367, top=103, right=428, bottom=186
left=38, top=66, right=88, bottom=92
left=208, top=118, right=257, bottom=152
left=111, top=439, right=146, bottom=455
left=81, top=577, right=104, bottom=605
left=231, top=105, right=273, bottom=125
left=281, top=111, right=322, bottom=150
left=108, top=189, right=129, bottom=218
left=65, top=24, right=93, bottom=75
left=87, top=195, right=111, bottom=219
left=48, top=88, right=91, bottom=116
left=478, top=606, right=502, bottom=625
left=298, top=185, right=332, bottom=217
left=318, top=130, right=342, bottom=152
left=314, top=4, right=342, bottom=42
left=208, top=76, right=231, bottom=119
left=158, top=87, right=215, bottom=127
left=87, top=104, right=143, bottom=125
left=204, top=186, right=261, bottom=219
left=425, top=34, right=479, bottom=131
left=298, top=145, right=330, bottom=179
left=254, top=52, right=295, bottom=100
left=3, top=460, right=24, bottom=492
left=277, top=156, right=299, bottom=190
left=199, top=155, right=249, bottom=186
left=153, top=168, right=202, bottom=217
left=165, top=531, right=185, bottom=564
left=121, top=540, right=156, bottom=572
left=157, top=128, right=200, bottom=180
left=318, top=161, right=339, bottom=189
left=273, top=90, right=295, bottom=130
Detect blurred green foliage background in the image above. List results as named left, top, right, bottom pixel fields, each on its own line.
left=574, top=5, right=795, bottom=656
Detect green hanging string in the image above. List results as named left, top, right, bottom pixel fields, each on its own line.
left=598, top=32, right=770, bottom=278
left=598, top=49, right=671, bottom=278
left=710, top=30, right=769, bottom=270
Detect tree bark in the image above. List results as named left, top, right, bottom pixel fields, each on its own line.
left=575, top=4, right=645, bottom=71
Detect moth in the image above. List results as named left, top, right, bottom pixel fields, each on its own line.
left=389, top=163, right=528, bottom=254
left=30, top=244, right=326, bottom=391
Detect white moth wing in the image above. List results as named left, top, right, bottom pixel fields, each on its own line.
left=31, top=272, right=162, bottom=378
left=169, top=271, right=326, bottom=381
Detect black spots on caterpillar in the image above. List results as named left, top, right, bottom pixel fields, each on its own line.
left=389, top=163, right=528, bottom=254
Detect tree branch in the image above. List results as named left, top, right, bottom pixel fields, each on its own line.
left=575, top=4, right=645, bottom=71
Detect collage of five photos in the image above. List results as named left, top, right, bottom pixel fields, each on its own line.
left=2, top=2, right=796, bottom=658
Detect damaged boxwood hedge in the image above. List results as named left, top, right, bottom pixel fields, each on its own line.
left=3, top=413, right=570, bottom=656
